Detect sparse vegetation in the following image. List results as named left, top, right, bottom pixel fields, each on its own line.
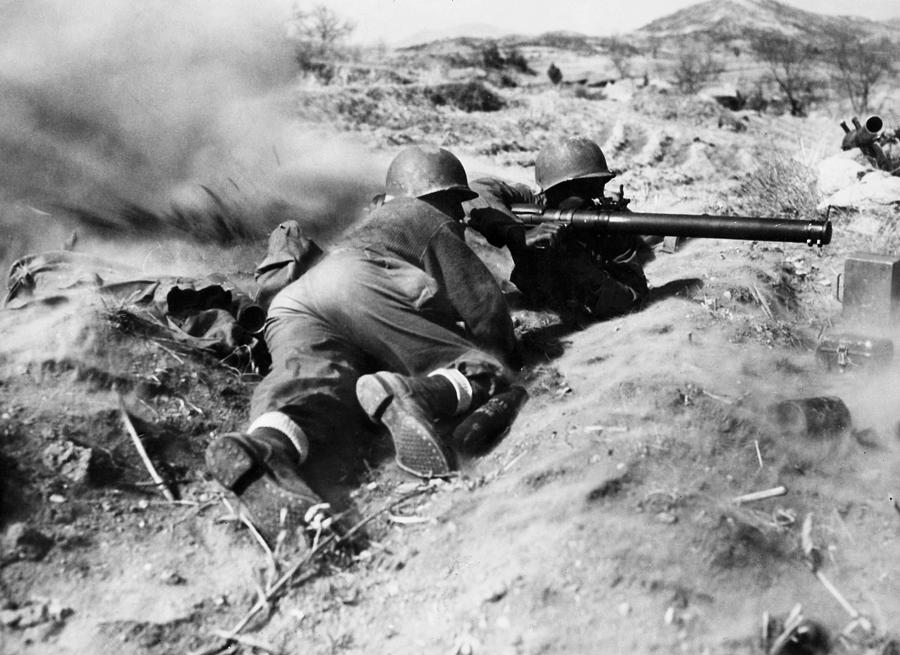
left=727, top=154, right=819, bottom=220
left=479, top=41, right=536, bottom=75
left=822, top=28, right=898, bottom=114
left=606, top=36, right=638, bottom=80
left=287, top=4, right=355, bottom=84
left=748, top=30, right=817, bottom=117
left=425, top=81, right=506, bottom=112
left=672, top=43, right=723, bottom=93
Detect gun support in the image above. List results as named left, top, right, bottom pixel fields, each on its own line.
left=841, top=115, right=883, bottom=150
left=510, top=205, right=832, bottom=247
left=840, top=115, right=889, bottom=169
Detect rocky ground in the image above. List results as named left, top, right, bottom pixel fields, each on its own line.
left=1, top=75, right=900, bottom=655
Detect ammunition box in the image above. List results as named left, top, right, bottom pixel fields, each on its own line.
left=841, top=252, right=900, bottom=324
left=768, top=396, right=852, bottom=438
left=815, top=332, right=893, bottom=371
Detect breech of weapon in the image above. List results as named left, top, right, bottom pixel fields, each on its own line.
left=510, top=205, right=832, bottom=247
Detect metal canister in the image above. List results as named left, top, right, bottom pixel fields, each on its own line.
left=768, top=396, right=852, bottom=438
left=451, top=386, right=528, bottom=455
left=838, top=252, right=900, bottom=325
left=815, top=332, right=893, bottom=372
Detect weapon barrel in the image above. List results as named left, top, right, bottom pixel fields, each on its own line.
left=511, top=205, right=832, bottom=246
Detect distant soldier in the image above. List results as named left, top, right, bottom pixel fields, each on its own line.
left=206, top=145, right=520, bottom=544
left=466, top=137, right=652, bottom=322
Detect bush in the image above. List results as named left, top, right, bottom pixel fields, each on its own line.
left=479, top=42, right=536, bottom=75
left=287, top=5, right=355, bottom=84
left=481, top=42, right=505, bottom=70
left=425, top=81, right=505, bottom=112
left=547, top=63, right=563, bottom=85
left=673, top=44, right=723, bottom=94
left=726, top=155, right=818, bottom=220
left=506, top=48, right=535, bottom=75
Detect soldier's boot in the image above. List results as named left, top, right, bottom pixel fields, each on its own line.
left=205, top=427, right=326, bottom=545
left=356, top=369, right=490, bottom=478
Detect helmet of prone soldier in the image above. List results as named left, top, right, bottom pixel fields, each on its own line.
left=534, top=137, right=615, bottom=192
left=385, top=145, right=478, bottom=201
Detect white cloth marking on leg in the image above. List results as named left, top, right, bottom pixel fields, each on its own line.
left=428, top=368, right=473, bottom=415
left=248, top=411, right=309, bottom=463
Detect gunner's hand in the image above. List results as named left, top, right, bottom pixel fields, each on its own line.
left=524, top=222, right=564, bottom=250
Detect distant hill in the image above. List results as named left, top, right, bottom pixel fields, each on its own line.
left=397, top=23, right=505, bottom=48
left=636, top=0, right=898, bottom=41
left=398, top=0, right=898, bottom=60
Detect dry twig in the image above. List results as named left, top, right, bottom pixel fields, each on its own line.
left=150, top=339, right=185, bottom=364
left=752, top=284, right=775, bottom=320
left=117, top=395, right=175, bottom=502
left=210, top=631, right=280, bottom=655
left=732, top=486, right=787, bottom=505
left=801, top=514, right=873, bottom=632
left=205, top=487, right=432, bottom=650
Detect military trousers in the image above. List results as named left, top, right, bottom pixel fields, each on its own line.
left=249, top=248, right=510, bottom=449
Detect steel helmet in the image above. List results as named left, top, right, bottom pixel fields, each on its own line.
left=534, top=137, right=615, bottom=192
left=385, top=145, right=478, bottom=200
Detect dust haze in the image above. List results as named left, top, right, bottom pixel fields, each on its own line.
left=0, top=0, right=382, bottom=275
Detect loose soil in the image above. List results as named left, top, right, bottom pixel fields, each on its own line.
left=2, top=83, right=899, bottom=655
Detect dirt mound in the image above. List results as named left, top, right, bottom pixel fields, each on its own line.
left=4, top=31, right=900, bottom=655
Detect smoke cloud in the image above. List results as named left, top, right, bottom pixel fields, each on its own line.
left=0, top=0, right=382, bottom=272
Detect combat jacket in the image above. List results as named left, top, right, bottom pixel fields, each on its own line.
left=465, top=177, right=650, bottom=320
left=338, top=197, right=517, bottom=360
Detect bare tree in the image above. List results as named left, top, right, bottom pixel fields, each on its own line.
left=822, top=27, right=897, bottom=114
left=672, top=44, right=723, bottom=94
left=748, top=31, right=815, bottom=117
left=287, top=4, right=355, bottom=83
left=606, top=37, right=636, bottom=80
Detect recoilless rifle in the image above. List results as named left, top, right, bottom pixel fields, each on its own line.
left=510, top=187, right=832, bottom=247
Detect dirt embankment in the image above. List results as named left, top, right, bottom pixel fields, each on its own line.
left=2, top=28, right=900, bottom=655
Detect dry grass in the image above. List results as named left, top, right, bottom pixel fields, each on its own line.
left=726, top=153, right=819, bottom=220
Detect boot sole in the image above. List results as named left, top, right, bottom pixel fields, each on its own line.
left=356, top=373, right=453, bottom=478
left=205, top=435, right=256, bottom=490
left=205, top=435, right=317, bottom=545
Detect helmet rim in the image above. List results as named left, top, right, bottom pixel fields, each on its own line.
left=535, top=137, right=615, bottom=192
left=385, top=145, right=477, bottom=200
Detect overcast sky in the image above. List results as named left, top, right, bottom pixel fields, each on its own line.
left=317, top=0, right=900, bottom=44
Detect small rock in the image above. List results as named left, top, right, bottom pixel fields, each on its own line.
left=41, top=440, right=95, bottom=485
left=483, top=583, right=508, bottom=603
left=22, top=619, right=65, bottom=644
left=2, top=523, right=53, bottom=562
left=664, top=605, right=676, bottom=625
left=655, top=512, right=678, bottom=524
left=0, top=602, right=52, bottom=629
left=159, top=570, right=186, bottom=585
left=617, top=602, right=631, bottom=617
left=586, top=473, right=627, bottom=502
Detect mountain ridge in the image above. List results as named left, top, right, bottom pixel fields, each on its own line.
left=397, top=0, right=899, bottom=54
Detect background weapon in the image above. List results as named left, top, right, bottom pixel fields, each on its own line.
left=840, top=115, right=891, bottom=170
left=510, top=204, right=832, bottom=247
